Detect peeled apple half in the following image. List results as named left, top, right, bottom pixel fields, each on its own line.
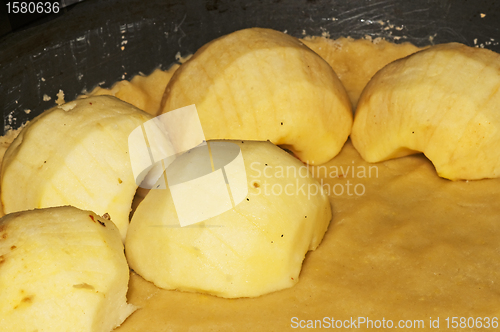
left=0, top=96, right=152, bottom=240
left=125, top=140, right=332, bottom=298
left=351, top=43, right=500, bottom=180
left=0, top=206, right=135, bottom=332
left=160, top=27, right=352, bottom=165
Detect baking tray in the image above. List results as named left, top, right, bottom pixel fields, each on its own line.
left=0, top=0, right=499, bottom=135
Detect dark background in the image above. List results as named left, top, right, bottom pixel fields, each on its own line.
left=0, top=0, right=499, bottom=135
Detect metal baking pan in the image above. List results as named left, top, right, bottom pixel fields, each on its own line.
left=0, top=0, right=499, bottom=134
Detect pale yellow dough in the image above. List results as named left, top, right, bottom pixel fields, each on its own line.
left=302, top=36, right=421, bottom=107
left=115, top=38, right=500, bottom=331
left=119, top=140, right=500, bottom=331
left=2, top=35, right=499, bottom=332
left=84, top=68, right=176, bottom=116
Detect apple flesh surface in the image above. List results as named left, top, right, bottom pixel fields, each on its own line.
left=352, top=43, right=500, bottom=180
left=1, top=96, right=153, bottom=240
left=0, top=206, right=135, bottom=332
left=125, top=140, right=332, bottom=298
left=161, top=27, right=352, bottom=165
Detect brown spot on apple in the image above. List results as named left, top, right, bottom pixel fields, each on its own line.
left=73, top=283, right=95, bottom=290
left=13, top=295, right=34, bottom=309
